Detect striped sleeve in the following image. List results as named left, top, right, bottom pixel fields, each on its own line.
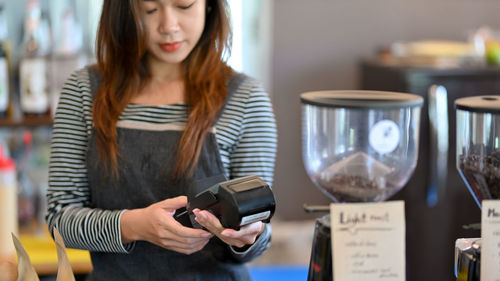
left=223, top=77, right=277, bottom=186
left=45, top=69, right=131, bottom=253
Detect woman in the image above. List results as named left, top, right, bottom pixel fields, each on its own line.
left=45, top=0, right=277, bottom=280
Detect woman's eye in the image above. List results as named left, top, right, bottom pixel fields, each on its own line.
left=179, top=2, right=195, bottom=10
left=146, top=8, right=157, bottom=14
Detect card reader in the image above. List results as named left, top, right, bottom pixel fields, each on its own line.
left=176, top=175, right=275, bottom=230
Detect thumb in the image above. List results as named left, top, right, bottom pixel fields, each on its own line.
left=158, top=196, right=188, bottom=212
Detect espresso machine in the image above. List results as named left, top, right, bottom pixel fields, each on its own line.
left=454, top=95, right=500, bottom=281
left=300, top=90, right=423, bottom=280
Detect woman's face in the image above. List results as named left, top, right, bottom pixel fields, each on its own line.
left=141, top=0, right=206, bottom=67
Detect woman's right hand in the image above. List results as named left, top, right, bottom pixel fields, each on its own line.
left=120, top=196, right=212, bottom=255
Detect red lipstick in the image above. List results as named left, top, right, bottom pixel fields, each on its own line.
left=160, top=42, right=182, bottom=52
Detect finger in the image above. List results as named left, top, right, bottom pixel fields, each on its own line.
left=221, top=223, right=264, bottom=247
left=163, top=238, right=211, bottom=255
left=166, top=218, right=213, bottom=239
left=222, top=221, right=263, bottom=237
left=193, top=209, right=224, bottom=233
left=193, top=211, right=250, bottom=247
left=220, top=228, right=237, bottom=238
left=160, top=237, right=210, bottom=251
left=220, top=231, right=255, bottom=245
left=158, top=196, right=188, bottom=212
left=163, top=228, right=213, bottom=244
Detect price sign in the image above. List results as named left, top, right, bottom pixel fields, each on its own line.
left=330, top=201, right=405, bottom=281
left=481, top=200, right=500, bottom=281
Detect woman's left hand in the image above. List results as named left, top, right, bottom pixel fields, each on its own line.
left=193, top=209, right=265, bottom=248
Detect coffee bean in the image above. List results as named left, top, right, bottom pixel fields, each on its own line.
left=316, top=173, right=390, bottom=202
left=458, top=147, right=500, bottom=201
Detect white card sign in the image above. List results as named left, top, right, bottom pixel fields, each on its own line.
left=330, top=201, right=405, bottom=281
left=481, top=200, right=500, bottom=281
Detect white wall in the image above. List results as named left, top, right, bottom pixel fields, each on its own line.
left=229, top=0, right=273, bottom=92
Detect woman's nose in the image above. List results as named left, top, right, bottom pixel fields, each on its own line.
left=158, top=8, right=180, bottom=34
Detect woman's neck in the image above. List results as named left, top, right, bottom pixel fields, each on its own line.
left=148, top=59, right=183, bottom=82
left=131, top=59, right=186, bottom=106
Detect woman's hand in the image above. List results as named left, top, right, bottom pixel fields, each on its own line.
left=193, top=209, right=265, bottom=249
left=120, top=196, right=213, bottom=255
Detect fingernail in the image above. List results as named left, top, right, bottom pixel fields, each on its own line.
left=201, top=232, right=212, bottom=238
left=195, top=215, right=203, bottom=222
left=198, top=212, right=206, bottom=220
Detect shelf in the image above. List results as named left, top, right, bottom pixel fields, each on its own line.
left=0, top=115, right=53, bottom=127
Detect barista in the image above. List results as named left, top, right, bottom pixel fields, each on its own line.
left=45, top=0, right=277, bottom=280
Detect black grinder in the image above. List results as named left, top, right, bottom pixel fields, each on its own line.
left=300, top=91, right=423, bottom=280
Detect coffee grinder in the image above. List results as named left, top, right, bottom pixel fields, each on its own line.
left=454, top=95, right=500, bottom=280
left=300, top=90, right=423, bottom=280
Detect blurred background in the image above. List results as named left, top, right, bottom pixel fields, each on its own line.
left=1, top=0, right=500, bottom=280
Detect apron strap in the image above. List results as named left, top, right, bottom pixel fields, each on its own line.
left=87, top=65, right=102, bottom=98
left=215, top=72, right=247, bottom=123
left=226, top=72, right=247, bottom=97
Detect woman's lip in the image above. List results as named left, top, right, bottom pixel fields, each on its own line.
left=160, top=42, right=182, bottom=52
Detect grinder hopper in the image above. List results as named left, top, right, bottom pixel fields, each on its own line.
left=456, top=95, right=500, bottom=208
left=301, top=90, right=423, bottom=203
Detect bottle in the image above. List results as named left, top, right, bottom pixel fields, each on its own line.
left=19, top=0, right=50, bottom=116
left=0, top=45, right=8, bottom=118
left=17, top=131, right=36, bottom=227
left=49, top=5, right=86, bottom=116
left=0, top=144, right=17, bottom=260
left=0, top=4, right=10, bottom=118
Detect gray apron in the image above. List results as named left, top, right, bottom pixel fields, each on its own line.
left=85, top=67, right=251, bottom=281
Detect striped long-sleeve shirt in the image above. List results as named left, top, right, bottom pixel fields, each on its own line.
left=46, top=67, right=277, bottom=254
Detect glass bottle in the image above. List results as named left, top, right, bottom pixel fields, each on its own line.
left=19, top=0, right=50, bottom=116
left=49, top=4, right=86, bottom=116
left=0, top=4, right=9, bottom=118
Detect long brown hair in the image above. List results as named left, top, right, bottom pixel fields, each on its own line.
left=93, top=0, right=233, bottom=180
